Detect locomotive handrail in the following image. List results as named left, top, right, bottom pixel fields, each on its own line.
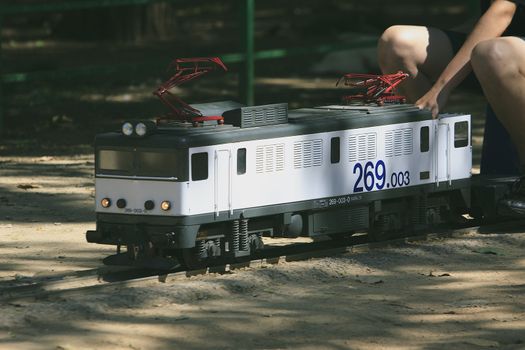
left=435, top=124, right=439, bottom=186
left=447, top=124, right=452, bottom=185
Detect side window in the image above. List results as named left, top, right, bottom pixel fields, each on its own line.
left=420, top=126, right=429, bottom=152
left=237, top=148, right=247, bottom=175
left=330, top=137, right=340, bottom=164
left=191, top=152, right=208, bottom=181
left=454, top=121, right=469, bottom=148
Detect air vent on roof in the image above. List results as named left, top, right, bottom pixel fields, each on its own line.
left=223, top=103, right=288, bottom=128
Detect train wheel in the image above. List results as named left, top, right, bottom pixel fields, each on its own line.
left=179, top=239, right=222, bottom=270
left=368, top=213, right=405, bottom=242
left=126, top=242, right=156, bottom=260
left=180, top=247, right=207, bottom=270
left=249, top=233, right=264, bottom=250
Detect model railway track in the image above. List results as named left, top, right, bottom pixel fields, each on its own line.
left=1, top=219, right=522, bottom=303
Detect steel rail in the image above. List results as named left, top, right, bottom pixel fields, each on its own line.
left=1, top=218, right=522, bottom=303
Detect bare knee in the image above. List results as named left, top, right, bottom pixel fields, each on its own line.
left=472, top=38, right=521, bottom=80
left=378, top=25, right=426, bottom=74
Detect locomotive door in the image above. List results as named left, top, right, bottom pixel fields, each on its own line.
left=214, top=149, right=232, bottom=216
left=435, top=122, right=451, bottom=185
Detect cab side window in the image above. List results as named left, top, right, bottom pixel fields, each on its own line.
left=191, top=152, right=208, bottom=181
left=331, top=137, right=340, bottom=164
left=237, top=148, right=247, bottom=175
left=420, top=126, right=429, bottom=152
left=454, top=121, right=469, bottom=148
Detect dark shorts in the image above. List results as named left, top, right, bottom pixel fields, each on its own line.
left=442, top=30, right=466, bottom=55
left=442, top=30, right=521, bottom=175
left=442, top=30, right=482, bottom=90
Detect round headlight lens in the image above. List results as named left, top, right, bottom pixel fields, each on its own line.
left=101, top=198, right=111, bottom=208
left=161, top=201, right=171, bottom=211
left=122, top=122, right=133, bottom=136
left=135, top=122, right=147, bottom=136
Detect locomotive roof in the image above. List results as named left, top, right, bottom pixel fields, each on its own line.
left=95, top=103, right=434, bottom=149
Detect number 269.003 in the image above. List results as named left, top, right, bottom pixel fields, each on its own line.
left=353, top=160, right=410, bottom=193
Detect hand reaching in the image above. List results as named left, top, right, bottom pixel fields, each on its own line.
left=415, top=86, right=450, bottom=119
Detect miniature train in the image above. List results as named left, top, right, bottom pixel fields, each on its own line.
left=85, top=100, right=488, bottom=268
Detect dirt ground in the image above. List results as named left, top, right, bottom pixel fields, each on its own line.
left=3, top=3, right=522, bottom=348
left=1, top=155, right=525, bottom=350
left=0, top=45, right=519, bottom=350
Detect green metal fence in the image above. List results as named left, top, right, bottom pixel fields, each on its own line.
left=0, top=0, right=478, bottom=136
left=0, top=0, right=381, bottom=136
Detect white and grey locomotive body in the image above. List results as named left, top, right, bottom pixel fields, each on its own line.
left=87, top=102, right=472, bottom=267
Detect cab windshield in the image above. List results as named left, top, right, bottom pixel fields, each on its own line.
left=97, top=149, right=188, bottom=181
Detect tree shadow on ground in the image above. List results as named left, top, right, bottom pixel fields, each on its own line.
left=0, top=228, right=523, bottom=349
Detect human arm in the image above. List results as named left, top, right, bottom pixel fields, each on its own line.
left=415, top=0, right=517, bottom=117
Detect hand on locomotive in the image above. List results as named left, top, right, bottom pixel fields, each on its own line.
left=377, top=0, right=525, bottom=215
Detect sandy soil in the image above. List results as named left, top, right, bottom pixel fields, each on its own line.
left=1, top=156, right=525, bottom=350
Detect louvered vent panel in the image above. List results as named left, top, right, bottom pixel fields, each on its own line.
left=255, top=110, right=265, bottom=124
left=303, top=141, right=313, bottom=168
left=385, top=128, right=414, bottom=157
left=348, top=132, right=377, bottom=162
left=394, top=130, right=403, bottom=156
left=275, top=145, right=285, bottom=171
left=293, top=143, right=302, bottom=169
left=385, top=132, right=394, bottom=157
left=293, top=139, right=323, bottom=169
left=276, top=108, right=287, bottom=122
left=256, top=147, right=264, bottom=173
left=313, top=140, right=323, bottom=167
left=265, top=109, right=275, bottom=122
left=223, top=103, right=288, bottom=128
left=265, top=146, right=274, bottom=172
left=348, top=136, right=357, bottom=162
left=367, top=133, right=377, bottom=159
left=403, top=129, right=413, bottom=154
left=358, top=135, right=367, bottom=161
left=256, top=144, right=285, bottom=173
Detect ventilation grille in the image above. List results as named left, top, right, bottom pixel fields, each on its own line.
left=223, top=103, right=288, bottom=128
left=256, top=144, right=285, bottom=173
left=312, top=206, right=369, bottom=234
left=293, top=139, right=323, bottom=169
left=348, top=133, right=377, bottom=162
left=340, top=206, right=369, bottom=230
left=385, top=128, right=413, bottom=157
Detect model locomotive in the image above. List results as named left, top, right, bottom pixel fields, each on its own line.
left=86, top=98, right=474, bottom=268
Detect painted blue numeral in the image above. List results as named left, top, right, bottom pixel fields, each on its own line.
left=353, top=163, right=363, bottom=193
left=354, top=160, right=409, bottom=192
left=375, top=160, right=386, bottom=190
left=364, top=161, right=375, bottom=191
left=390, top=172, right=398, bottom=187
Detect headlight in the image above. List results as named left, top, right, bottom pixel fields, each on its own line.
left=135, top=122, right=147, bottom=137
left=101, top=198, right=111, bottom=208
left=122, top=122, right=133, bottom=136
left=161, top=201, right=171, bottom=211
